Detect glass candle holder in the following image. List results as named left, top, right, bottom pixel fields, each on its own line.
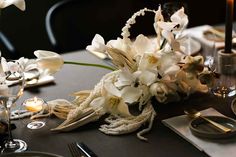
left=211, top=49, right=236, bottom=98
left=22, top=97, right=46, bottom=129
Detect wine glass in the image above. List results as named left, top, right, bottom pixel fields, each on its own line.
left=0, top=59, right=27, bottom=153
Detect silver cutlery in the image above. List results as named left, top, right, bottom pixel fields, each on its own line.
left=68, top=142, right=84, bottom=157
left=76, top=142, right=98, bottom=157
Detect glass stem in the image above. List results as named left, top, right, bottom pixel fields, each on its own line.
left=6, top=101, right=14, bottom=143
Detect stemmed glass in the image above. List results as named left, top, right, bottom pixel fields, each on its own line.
left=0, top=59, right=27, bottom=153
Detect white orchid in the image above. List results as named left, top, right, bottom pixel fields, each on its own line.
left=0, top=0, right=25, bottom=11
left=157, top=7, right=188, bottom=51
left=132, top=35, right=157, bottom=58
left=34, top=50, right=64, bottom=76
left=90, top=82, right=142, bottom=116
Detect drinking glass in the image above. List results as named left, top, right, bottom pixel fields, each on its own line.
left=0, top=59, right=27, bottom=153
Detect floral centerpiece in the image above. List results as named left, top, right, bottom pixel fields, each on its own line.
left=30, top=6, right=215, bottom=141
left=0, top=3, right=215, bottom=141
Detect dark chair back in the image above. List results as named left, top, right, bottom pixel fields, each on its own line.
left=45, top=0, right=159, bottom=53
left=0, top=32, right=19, bottom=59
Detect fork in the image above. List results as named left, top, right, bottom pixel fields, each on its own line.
left=68, top=142, right=84, bottom=157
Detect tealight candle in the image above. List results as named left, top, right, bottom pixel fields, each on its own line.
left=23, top=97, right=44, bottom=112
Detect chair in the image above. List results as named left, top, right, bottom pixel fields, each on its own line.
left=45, top=0, right=158, bottom=53
left=0, top=31, right=20, bottom=59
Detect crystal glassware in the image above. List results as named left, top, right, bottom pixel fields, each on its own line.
left=211, top=49, right=236, bottom=98
left=0, top=59, right=27, bottom=153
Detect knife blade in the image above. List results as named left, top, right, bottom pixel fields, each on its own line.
left=76, top=142, right=98, bottom=157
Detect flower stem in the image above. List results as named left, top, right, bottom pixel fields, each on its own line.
left=64, top=61, right=116, bottom=71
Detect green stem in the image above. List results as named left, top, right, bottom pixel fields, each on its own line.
left=64, top=61, right=116, bottom=71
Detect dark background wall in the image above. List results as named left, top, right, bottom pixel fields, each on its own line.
left=0, top=0, right=229, bottom=58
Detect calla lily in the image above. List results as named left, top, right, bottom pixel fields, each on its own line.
left=34, top=50, right=64, bottom=75
left=0, top=0, right=25, bottom=11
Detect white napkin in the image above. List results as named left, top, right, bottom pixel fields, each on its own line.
left=184, top=25, right=236, bottom=49
left=25, top=75, right=54, bottom=88
left=162, top=108, right=236, bottom=157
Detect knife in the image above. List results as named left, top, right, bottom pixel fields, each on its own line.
left=76, top=142, right=98, bottom=157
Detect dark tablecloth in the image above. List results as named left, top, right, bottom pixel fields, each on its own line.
left=5, top=49, right=236, bottom=157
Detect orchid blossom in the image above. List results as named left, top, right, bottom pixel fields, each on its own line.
left=90, top=82, right=142, bottom=116
left=157, top=7, right=188, bottom=51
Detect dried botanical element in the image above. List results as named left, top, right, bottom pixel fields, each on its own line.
left=32, top=6, right=215, bottom=141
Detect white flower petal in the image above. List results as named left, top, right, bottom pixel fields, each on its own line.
left=158, top=22, right=178, bottom=32
left=34, top=50, right=64, bottom=75
left=104, top=82, right=121, bottom=97
left=161, top=30, right=174, bottom=45
left=116, top=99, right=131, bottom=116
left=121, top=86, right=142, bottom=104
left=139, top=70, right=157, bottom=86
left=90, top=97, right=106, bottom=109
left=170, top=7, right=188, bottom=31
left=86, top=34, right=106, bottom=53
left=114, top=71, right=135, bottom=88
left=133, top=34, right=156, bottom=56
left=164, top=65, right=180, bottom=76
left=138, top=53, right=160, bottom=71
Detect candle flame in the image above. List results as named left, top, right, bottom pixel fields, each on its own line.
left=33, top=96, right=38, bottom=102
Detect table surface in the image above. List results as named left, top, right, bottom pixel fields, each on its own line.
left=6, top=43, right=236, bottom=157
